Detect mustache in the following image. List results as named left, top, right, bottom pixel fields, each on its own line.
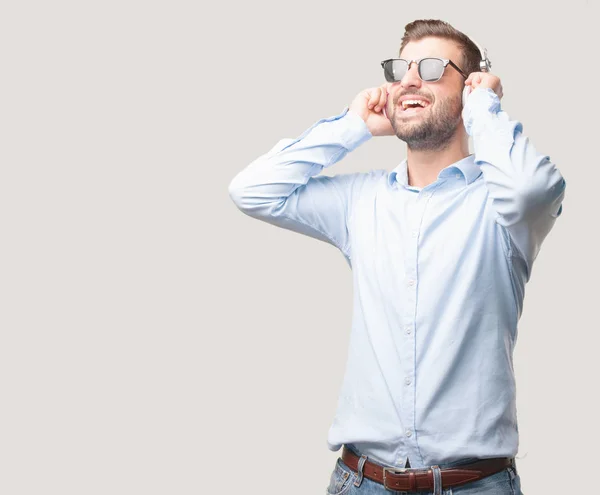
left=396, top=92, right=432, bottom=103
left=397, top=93, right=431, bottom=99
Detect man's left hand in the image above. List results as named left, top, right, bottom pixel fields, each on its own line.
left=465, top=72, right=503, bottom=100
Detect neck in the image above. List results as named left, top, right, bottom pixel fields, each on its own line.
left=406, top=133, right=470, bottom=188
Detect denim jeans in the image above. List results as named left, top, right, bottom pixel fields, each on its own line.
left=326, top=445, right=523, bottom=495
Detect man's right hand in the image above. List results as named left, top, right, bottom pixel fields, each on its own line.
left=348, top=84, right=395, bottom=137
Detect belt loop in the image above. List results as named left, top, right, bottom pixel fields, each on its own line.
left=353, top=454, right=368, bottom=487
left=432, top=465, right=442, bottom=495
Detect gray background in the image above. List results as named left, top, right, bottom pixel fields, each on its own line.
left=0, top=1, right=596, bottom=494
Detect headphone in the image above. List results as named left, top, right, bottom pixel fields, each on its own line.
left=383, top=36, right=492, bottom=119
left=461, top=37, right=492, bottom=107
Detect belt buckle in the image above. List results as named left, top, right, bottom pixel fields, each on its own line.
left=382, top=466, right=409, bottom=492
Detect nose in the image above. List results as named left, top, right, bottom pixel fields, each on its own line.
left=400, top=60, right=423, bottom=90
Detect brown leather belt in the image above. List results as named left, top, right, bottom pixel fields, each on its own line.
left=341, top=445, right=514, bottom=492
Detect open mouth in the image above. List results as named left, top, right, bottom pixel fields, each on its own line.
left=399, top=99, right=431, bottom=115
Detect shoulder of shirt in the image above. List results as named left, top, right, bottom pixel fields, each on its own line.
left=325, top=169, right=387, bottom=193
left=354, top=168, right=389, bottom=191
left=355, top=168, right=388, bottom=183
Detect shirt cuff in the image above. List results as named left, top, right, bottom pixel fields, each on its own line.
left=462, top=87, right=502, bottom=136
left=278, top=106, right=373, bottom=158
left=462, top=87, right=523, bottom=152
left=335, top=106, right=373, bottom=151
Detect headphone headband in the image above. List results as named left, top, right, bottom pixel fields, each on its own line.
left=468, top=36, right=492, bottom=72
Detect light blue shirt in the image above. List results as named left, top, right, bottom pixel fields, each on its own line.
left=228, top=87, right=566, bottom=468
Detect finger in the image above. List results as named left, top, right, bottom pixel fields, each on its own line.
left=368, top=88, right=381, bottom=110
left=371, top=88, right=384, bottom=112
left=366, top=90, right=374, bottom=109
left=375, top=88, right=387, bottom=112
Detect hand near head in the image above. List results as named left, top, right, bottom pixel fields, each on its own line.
left=464, top=72, right=503, bottom=100
left=349, top=84, right=395, bottom=137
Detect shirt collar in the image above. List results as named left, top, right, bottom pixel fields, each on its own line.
left=387, top=153, right=481, bottom=188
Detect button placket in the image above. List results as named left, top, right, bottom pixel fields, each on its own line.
left=400, top=192, right=429, bottom=463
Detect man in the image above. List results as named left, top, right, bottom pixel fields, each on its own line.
left=228, top=19, right=565, bottom=495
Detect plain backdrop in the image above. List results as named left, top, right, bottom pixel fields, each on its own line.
left=0, top=1, right=597, bottom=494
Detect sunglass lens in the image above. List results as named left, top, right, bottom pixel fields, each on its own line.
left=383, top=60, right=408, bottom=82
left=419, top=58, right=445, bottom=81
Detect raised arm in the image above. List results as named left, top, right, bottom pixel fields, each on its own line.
left=228, top=85, right=394, bottom=258
left=228, top=108, right=372, bottom=257
left=462, top=86, right=566, bottom=280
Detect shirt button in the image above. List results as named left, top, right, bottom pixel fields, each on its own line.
left=405, top=377, right=411, bottom=385
left=405, top=326, right=411, bottom=334
left=411, top=231, right=418, bottom=238
left=405, top=430, right=412, bottom=437
left=407, top=279, right=415, bottom=286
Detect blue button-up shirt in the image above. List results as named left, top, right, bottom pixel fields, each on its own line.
left=228, top=87, right=566, bottom=468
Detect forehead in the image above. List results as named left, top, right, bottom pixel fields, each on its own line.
left=399, top=37, right=462, bottom=62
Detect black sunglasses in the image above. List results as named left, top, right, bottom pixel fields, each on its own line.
left=380, top=57, right=468, bottom=83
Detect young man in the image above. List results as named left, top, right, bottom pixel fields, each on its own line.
left=229, top=19, right=565, bottom=495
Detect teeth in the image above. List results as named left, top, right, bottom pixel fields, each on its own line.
left=401, top=99, right=429, bottom=110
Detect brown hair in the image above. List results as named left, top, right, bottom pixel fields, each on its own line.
left=398, top=19, right=483, bottom=76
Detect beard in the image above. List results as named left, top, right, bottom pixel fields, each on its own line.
left=390, top=93, right=462, bottom=151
